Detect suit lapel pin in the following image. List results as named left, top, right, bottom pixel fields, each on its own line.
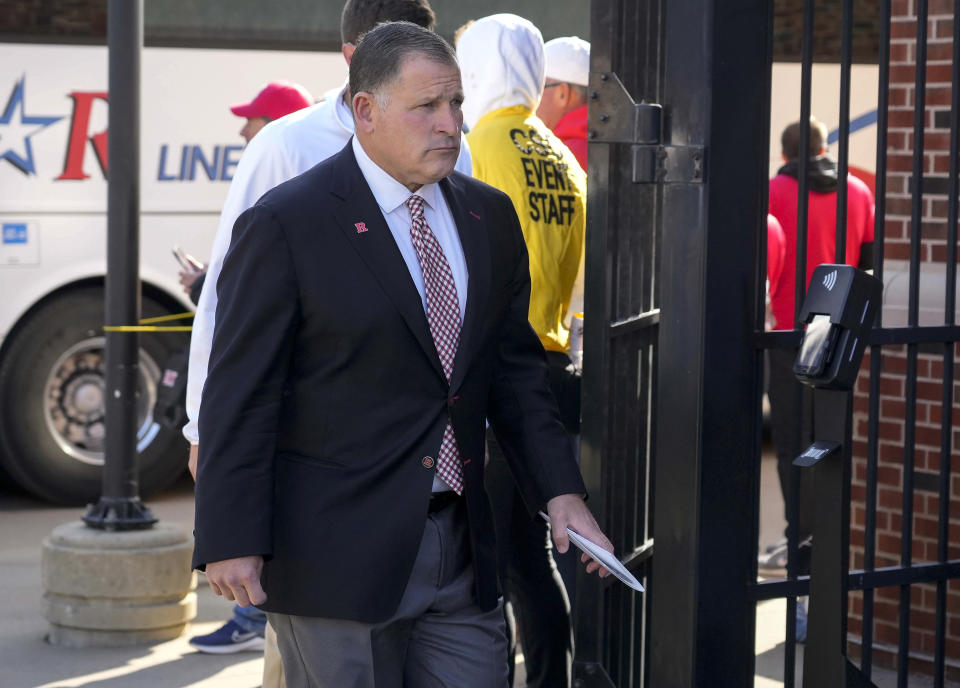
left=355, top=222, right=368, bottom=233
left=468, top=211, right=481, bottom=220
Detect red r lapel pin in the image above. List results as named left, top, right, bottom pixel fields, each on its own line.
left=468, top=211, right=481, bottom=220
left=355, top=222, right=368, bottom=233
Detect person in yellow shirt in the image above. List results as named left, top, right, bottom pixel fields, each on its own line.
left=460, top=19, right=586, bottom=358
left=458, top=14, right=586, bottom=688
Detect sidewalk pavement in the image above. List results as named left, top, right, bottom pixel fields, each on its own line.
left=0, top=458, right=951, bottom=687
left=1, top=474, right=263, bottom=688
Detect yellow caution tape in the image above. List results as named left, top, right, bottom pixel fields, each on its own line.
left=138, top=312, right=195, bottom=324
left=103, top=312, right=195, bottom=332
left=103, top=325, right=193, bottom=332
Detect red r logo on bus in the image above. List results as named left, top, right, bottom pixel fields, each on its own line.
left=57, top=91, right=109, bottom=181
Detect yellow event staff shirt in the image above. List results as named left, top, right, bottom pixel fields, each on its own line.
left=467, top=105, right=587, bottom=353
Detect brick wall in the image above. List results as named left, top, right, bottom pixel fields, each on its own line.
left=848, top=0, right=960, bottom=676
left=774, top=0, right=880, bottom=62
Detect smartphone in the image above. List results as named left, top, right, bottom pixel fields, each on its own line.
left=172, top=245, right=203, bottom=271
left=793, top=313, right=839, bottom=378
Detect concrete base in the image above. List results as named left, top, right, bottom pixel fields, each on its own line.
left=41, top=520, right=197, bottom=648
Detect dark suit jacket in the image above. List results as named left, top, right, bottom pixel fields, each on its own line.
left=193, top=141, right=585, bottom=623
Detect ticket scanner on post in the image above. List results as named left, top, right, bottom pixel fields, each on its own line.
left=793, top=265, right=882, bottom=688
left=793, top=264, right=882, bottom=390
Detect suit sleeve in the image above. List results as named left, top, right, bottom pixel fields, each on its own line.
left=486, top=197, right=587, bottom=513
left=192, top=204, right=300, bottom=569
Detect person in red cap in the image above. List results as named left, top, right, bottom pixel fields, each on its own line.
left=230, top=80, right=314, bottom=143
left=177, top=81, right=316, bottom=300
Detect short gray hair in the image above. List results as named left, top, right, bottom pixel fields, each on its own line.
left=349, top=21, right=458, bottom=108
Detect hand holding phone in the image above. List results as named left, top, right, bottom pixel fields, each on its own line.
left=172, top=245, right=204, bottom=272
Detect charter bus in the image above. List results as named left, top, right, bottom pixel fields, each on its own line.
left=0, top=3, right=880, bottom=504
left=0, top=1, right=591, bottom=503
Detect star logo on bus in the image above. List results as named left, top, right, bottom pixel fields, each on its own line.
left=0, top=77, right=63, bottom=175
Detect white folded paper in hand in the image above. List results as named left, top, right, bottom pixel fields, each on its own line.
left=539, top=511, right=644, bottom=592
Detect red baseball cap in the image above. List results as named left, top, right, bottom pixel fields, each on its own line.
left=230, top=81, right=314, bottom=121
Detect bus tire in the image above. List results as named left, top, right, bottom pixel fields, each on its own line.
left=0, top=287, right=190, bottom=505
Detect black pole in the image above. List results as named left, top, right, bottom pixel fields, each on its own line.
left=799, top=389, right=876, bottom=688
left=84, top=0, right=155, bottom=531
left=801, top=389, right=852, bottom=686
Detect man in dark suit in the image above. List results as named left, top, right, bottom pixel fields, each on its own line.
left=193, top=21, right=613, bottom=687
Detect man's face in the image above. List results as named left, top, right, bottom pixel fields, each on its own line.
left=355, top=54, right=463, bottom=191
left=536, top=80, right=570, bottom=130
left=240, top=116, right=270, bottom=143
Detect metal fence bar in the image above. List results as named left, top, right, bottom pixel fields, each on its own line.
left=863, top=355, right=881, bottom=682
left=754, top=17, right=776, bottom=680
left=908, top=1, right=929, bottom=334
left=751, top=560, right=960, bottom=600
left=641, top=343, right=657, bottom=688
left=898, top=3, right=929, bottom=684
left=760, top=326, right=960, bottom=349
left=795, top=0, right=815, bottom=329
left=832, top=4, right=855, bottom=674
left=834, top=0, right=853, bottom=264
left=934, top=7, right=960, bottom=686
left=868, top=326, right=960, bottom=344
left=781, top=4, right=817, bottom=684
left=862, top=2, right=892, bottom=675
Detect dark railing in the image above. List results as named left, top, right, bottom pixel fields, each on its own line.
left=757, top=1, right=960, bottom=687
left=579, top=0, right=959, bottom=686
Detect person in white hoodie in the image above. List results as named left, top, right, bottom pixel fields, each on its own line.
left=457, top=15, right=587, bottom=688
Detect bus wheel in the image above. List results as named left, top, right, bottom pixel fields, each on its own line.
left=0, top=287, right=189, bottom=505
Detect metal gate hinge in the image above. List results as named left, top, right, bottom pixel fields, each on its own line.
left=588, top=71, right=705, bottom=184
left=587, top=71, right=661, bottom=144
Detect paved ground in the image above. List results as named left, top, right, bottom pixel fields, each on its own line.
left=0, top=455, right=952, bottom=687
left=0, top=473, right=262, bottom=688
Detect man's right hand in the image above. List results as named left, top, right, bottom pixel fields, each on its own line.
left=206, top=556, right=266, bottom=607
left=178, top=266, right=207, bottom=293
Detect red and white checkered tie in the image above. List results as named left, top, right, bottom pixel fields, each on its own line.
left=406, top=194, right=464, bottom=495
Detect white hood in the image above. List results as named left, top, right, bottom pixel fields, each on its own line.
left=457, top=14, right=545, bottom=130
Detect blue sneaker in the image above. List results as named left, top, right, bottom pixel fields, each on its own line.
left=188, top=619, right=265, bottom=654
left=796, top=601, right=808, bottom=643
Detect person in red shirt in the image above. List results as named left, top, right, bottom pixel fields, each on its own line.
left=767, top=214, right=786, bottom=331
left=536, top=36, right=589, bottom=170
left=762, top=118, right=875, bottom=607
left=768, top=118, right=875, bottom=330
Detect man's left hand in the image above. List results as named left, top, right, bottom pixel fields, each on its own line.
left=546, top=494, right=614, bottom=578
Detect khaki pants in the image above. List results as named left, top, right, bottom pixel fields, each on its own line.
left=263, top=620, right=286, bottom=688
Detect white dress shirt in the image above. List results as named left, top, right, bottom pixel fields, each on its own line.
left=183, top=82, right=472, bottom=444
left=350, top=136, right=468, bottom=319
left=351, top=137, right=468, bottom=493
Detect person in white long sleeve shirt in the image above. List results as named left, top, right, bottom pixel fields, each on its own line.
left=183, top=3, right=472, bottom=467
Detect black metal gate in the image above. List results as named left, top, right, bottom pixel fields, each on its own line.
left=576, top=1, right=960, bottom=687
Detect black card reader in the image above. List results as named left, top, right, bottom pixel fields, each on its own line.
left=792, top=265, right=882, bottom=390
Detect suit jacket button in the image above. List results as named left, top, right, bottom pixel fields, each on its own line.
left=422, top=456, right=435, bottom=469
